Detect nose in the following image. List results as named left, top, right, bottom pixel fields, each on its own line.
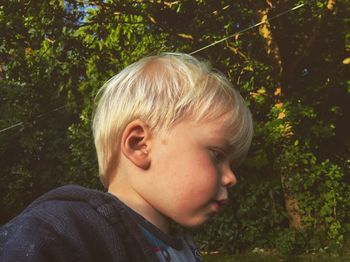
left=222, top=165, right=237, bottom=187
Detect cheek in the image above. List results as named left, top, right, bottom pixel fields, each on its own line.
left=154, top=143, right=219, bottom=193
left=171, top=154, right=216, bottom=188
left=196, top=152, right=218, bottom=174
left=188, top=153, right=220, bottom=191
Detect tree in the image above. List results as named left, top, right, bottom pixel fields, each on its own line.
left=1, top=0, right=349, bottom=254
left=0, top=0, right=88, bottom=222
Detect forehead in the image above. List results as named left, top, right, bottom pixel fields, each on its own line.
left=172, top=112, right=235, bottom=145
left=199, top=113, right=235, bottom=144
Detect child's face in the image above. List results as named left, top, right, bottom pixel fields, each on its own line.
left=142, top=113, right=237, bottom=228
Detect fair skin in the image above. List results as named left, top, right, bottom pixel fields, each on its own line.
left=108, top=113, right=237, bottom=234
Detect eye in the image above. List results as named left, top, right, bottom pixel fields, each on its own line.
left=209, top=149, right=226, bottom=162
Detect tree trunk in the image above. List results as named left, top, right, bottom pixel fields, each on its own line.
left=257, top=0, right=337, bottom=230
left=257, top=2, right=303, bottom=230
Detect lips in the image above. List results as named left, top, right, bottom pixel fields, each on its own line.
left=212, top=199, right=227, bottom=212
left=211, top=201, right=221, bottom=213
left=216, top=198, right=228, bottom=205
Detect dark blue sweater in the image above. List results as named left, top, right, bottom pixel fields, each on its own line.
left=0, top=185, right=159, bottom=261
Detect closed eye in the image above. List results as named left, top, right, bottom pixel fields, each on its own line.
left=209, top=148, right=226, bottom=162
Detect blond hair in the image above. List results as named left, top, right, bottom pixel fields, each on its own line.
left=92, top=53, right=253, bottom=186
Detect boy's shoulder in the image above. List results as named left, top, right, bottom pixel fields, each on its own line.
left=16, top=185, right=117, bottom=224
left=26, top=184, right=111, bottom=210
left=1, top=185, right=125, bottom=236
left=0, top=185, right=155, bottom=261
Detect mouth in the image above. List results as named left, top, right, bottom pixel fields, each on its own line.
left=212, top=199, right=228, bottom=212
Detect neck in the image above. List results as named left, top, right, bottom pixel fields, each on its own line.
left=108, top=181, right=171, bottom=234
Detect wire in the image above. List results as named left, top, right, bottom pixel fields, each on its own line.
left=0, top=2, right=307, bottom=135
left=0, top=122, right=23, bottom=134
left=190, top=3, right=306, bottom=55
left=0, top=105, right=66, bottom=134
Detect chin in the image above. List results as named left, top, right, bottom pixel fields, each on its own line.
left=178, top=216, right=210, bottom=229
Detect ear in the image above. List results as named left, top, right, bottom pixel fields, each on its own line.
left=120, top=120, right=151, bottom=170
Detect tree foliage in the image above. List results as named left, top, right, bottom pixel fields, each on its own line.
left=1, top=0, right=349, bottom=254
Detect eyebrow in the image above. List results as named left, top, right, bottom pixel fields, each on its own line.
left=207, top=137, right=231, bottom=151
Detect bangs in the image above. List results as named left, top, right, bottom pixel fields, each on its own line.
left=226, top=105, right=253, bottom=168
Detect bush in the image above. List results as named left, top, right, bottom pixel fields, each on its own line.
left=276, top=143, right=350, bottom=251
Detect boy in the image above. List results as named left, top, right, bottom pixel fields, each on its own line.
left=0, top=53, right=253, bottom=261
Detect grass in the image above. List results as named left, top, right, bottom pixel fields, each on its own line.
left=203, top=253, right=350, bottom=262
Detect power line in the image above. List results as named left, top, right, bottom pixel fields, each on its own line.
left=0, top=2, right=307, bottom=135
left=0, top=122, right=23, bottom=134
left=0, top=105, right=66, bottom=134
left=190, top=3, right=306, bottom=55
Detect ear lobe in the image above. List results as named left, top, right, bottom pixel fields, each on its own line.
left=121, top=120, right=151, bottom=170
